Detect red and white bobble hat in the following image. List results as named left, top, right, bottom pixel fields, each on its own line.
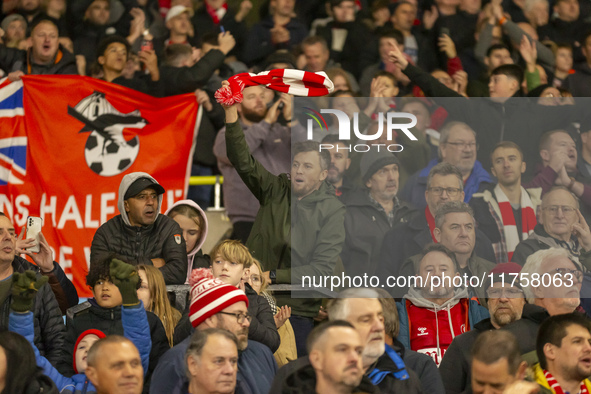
left=188, top=268, right=249, bottom=328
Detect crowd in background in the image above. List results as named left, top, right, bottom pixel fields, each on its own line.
left=4, top=0, right=591, bottom=393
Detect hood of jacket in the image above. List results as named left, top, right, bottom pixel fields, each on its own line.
left=164, top=199, right=209, bottom=257
left=298, top=180, right=337, bottom=205
left=404, top=286, right=470, bottom=310
left=117, top=172, right=163, bottom=226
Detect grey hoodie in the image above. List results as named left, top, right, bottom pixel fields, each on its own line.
left=118, top=172, right=164, bottom=226
left=164, top=199, right=210, bottom=283
left=90, top=172, right=188, bottom=284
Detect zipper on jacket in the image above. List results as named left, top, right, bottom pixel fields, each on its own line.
left=135, top=227, right=141, bottom=259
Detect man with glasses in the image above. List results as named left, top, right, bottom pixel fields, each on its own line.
left=91, top=172, right=188, bottom=285
left=400, top=121, right=492, bottom=209
left=379, top=163, right=496, bottom=278
left=471, top=141, right=542, bottom=263
left=439, top=262, right=526, bottom=393
left=512, top=186, right=586, bottom=265
left=150, top=275, right=278, bottom=394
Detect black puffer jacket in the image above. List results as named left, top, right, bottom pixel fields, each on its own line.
left=0, top=256, right=65, bottom=371
left=0, top=45, right=77, bottom=75
left=244, top=282, right=280, bottom=352
left=90, top=214, right=188, bottom=284
left=59, top=300, right=169, bottom=392
left=90, top=173, right=188, bottom=285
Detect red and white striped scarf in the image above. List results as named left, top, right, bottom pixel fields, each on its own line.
left=494, top=184, right=537, bottom=260
left=214, top=69, right=335, bottom=106
left=206, top=1, right=227, bottom=24
left=544, top=369, right=589, bottom=394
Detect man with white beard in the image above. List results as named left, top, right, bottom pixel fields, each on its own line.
left=396, top=244, right=489, bottom=366
left=269, top=288, right=423, bottom=393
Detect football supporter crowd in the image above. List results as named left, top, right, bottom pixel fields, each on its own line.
left=5, top=0, right=591, bottom=393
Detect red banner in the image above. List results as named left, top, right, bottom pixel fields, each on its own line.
left=0, top=75, right=198, bottom=297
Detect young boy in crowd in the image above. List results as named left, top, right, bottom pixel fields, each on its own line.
left=57, top=257, right=170, bottom=392
left=210, top=239, right=280, bottom=352
left=9, top=260, right=151, bottom=393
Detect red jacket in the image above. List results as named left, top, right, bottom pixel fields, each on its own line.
left=405, top=297, right=470, bottom=366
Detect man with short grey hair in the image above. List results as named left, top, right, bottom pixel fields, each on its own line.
left=185, top=329, right=239, bottom=394
left=86, top=335, right=144, bottom=394
left=501, top=248, right=583, bottom=356
left=379, top=163, right=496, bottom=279
left=400, top=121, right=492, bottom=208
left=270, top=288, right=423, bottom=394
left=512, top=186, right=586, bottom=265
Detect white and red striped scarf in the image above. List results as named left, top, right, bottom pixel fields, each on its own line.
left=206, top=1, right=227, bottom=24
left=544, top=369, right=589, bottom=394
left=494, top=184, right=537, bottom=261
left=214, top=69, right=334, bottom=106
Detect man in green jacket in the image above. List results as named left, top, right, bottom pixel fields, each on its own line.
left=221, top=81, right=346, bottom=356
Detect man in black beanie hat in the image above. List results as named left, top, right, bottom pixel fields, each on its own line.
left=340, top=147, right=411, bottom=276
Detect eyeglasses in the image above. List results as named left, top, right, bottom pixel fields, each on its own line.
left=551, top=268, right=583, bottom=282
left=445, top=141, right=479, bottom=150
left=427, top=187, right=462, bottom=197
left=541, top=205, right=577, bottom=215
left=218, top=311, right=252, bottom=324
left=486, top=288, right=524, bottom=298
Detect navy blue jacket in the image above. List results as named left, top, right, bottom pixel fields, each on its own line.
left=400, top=158, right=492, bottom=210
left=150, top=336, right=277, bottom=394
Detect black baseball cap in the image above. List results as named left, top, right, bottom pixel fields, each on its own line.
left=124, top=177, right=165, bottom=200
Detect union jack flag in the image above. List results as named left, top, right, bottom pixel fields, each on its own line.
left=0, top=78, right=26, bottom=185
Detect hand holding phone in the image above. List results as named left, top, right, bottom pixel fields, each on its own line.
left=25, top=217, right=42, bottom=253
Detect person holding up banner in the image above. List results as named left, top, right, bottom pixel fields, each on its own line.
left=90, top=172, right=188, bottom=285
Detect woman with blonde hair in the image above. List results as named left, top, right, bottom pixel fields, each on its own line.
left=165, top=200, right=210, bottom=283
left=137, top=265, right=182, bottom=347
left=247, top=258, right=297, bottom=367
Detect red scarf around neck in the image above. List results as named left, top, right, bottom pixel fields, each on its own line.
left=425, top=207, right=437, bottom=243
left=206, top=1, right=227, bottom=24
left=544, top=369, right=589, bottom=394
